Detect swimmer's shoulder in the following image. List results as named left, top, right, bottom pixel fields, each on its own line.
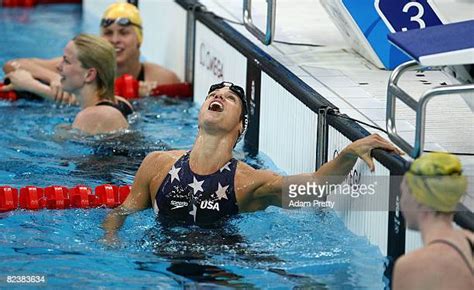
left=143, top=150, right=186, bottom=169
left=74, top=106, right=128, bottom=134
left=236, top=161, right=281, bottom=183
left=77, top=105, right=126, bottom=122
left=144, top=150, right=187, bottom=196
left=394, top=244, right=471, bottom=290
left=393, top=250, right=436, bottom=290
left=143, top=62, right=180, bottom=85
left=235, top=161, right=282, bottom=207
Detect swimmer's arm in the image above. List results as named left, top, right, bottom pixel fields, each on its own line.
left=4, top=57, right=62, bottom=84
left=102, top=152, right=159, bottom=240
left=240, top=134, right=401, bottom=210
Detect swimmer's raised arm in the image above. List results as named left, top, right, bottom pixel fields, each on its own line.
left=102, top=151, right=159, bottom=242
left=237, top=134, right=402, bottom=211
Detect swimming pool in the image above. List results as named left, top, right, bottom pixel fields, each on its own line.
left=0, top=4, right=386, bottom=288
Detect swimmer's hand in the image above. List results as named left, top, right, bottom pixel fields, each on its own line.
left=2, top=69, right=38, bottom=92
left=345, top=133, right=403, bottom=172
left=139, top=80, right=158, bottom=97
left=49, top=77, right=78, bottom=105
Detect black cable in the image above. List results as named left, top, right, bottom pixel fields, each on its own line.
left=332, top=112, right=389, bottom=134
left=331, top=111, right=474, bottom=156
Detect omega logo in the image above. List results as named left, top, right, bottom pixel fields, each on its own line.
left=199, top=42, right=224, bottom=80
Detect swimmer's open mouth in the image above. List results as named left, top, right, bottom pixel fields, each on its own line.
left=209, top=101, right=224, bottom=112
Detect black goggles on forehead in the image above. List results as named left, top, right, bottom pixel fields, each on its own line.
left=208, top=82, right=245, bottom=100
left=100, top=18, right=142, bottom=29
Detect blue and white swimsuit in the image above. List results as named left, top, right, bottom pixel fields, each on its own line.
left=155, top=152, right=239, bottom=225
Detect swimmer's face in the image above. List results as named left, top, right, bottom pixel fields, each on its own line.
left=57, top=41, right=90, bottom=94
left=101, top=23, right=140, bottom=66
left=400, top=176, right=420, bottom=231
left=198, top=87, right=244, bottom=138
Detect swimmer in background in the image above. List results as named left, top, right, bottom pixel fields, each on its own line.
left=102, top=81, right=402, bottom=243
left=2, top=2, right=180, bottom=103
left=6, top=34, right=133, bottom=135
left=393, top=152, right=473, bottom=290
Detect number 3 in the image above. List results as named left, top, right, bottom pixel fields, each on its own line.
left=402, top=2, right=426, bottom=31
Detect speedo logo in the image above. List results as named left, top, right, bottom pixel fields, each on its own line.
left=170, top=200, right=188, bottom=210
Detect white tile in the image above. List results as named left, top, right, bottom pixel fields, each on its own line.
left=301, top=65, right=344, bottom=77
left=317, top=76, right=359, bottom=88
left=345, top=98, right=385, bottom=109
left=332, top=87, right=372, bottom=99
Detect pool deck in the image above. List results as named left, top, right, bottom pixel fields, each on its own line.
left=201, top=0, right=474, bottom=211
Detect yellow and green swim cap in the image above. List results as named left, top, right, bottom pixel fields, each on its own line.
left=405, top=152, right=467, bottom=212
left=101, top=2, right=143, bottom=44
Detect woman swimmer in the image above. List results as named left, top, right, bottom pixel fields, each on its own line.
left=2, top=2, right=180, bottom=103
left=393, top=152, right=473, bottom=290
left=5, top=34, right=133, bottom=135
left=102, top=82, right=403, bottom=243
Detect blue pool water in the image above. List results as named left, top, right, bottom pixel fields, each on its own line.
left=0, top=4, right=386, bottom=288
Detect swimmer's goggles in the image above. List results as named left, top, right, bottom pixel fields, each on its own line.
left=208, top=82, right=248, bottom=117
left=100, top=18, right=142, bottom=29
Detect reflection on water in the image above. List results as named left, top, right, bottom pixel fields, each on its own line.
left=134, top=217, right=329, bottom=288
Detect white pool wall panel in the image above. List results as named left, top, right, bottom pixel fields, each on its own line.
left=259, top=73, right=319, bottom=175
left=193, top=21, right=247, bottom=106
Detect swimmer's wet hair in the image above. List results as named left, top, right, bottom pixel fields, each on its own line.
left=73, top=33, right=116, bottom=101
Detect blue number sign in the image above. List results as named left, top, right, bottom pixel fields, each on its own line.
left=375, top=0, right=443, bottom=32
left=341, top=0, right=445, bottom=69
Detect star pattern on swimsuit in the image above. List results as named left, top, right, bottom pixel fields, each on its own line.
left=215, top=183, right=229, bottom=200
left=188, top=176, right=204, bottom=196
left=169, top=165, right=181, bottom=183
left=220, top=162, right=231, bottom=172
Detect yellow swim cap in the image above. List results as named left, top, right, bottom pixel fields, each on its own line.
left=102, top=2, right=143, bottom=45
left=405, top=152, right=467, bottom=212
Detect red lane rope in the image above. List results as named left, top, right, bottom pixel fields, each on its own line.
left=114, top=74, right=193, bottom=100
left=2, top=0, right=81, bottom=7
left=0, top=184, right=131, bottom=212
left=0, top=83, right=18, bottom=101
left=1, top=74, right=192, bottom=102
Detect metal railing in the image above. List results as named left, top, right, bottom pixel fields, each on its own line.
left=386, top=60, right=474, bottom=158
left=243, top=0, right=276, bottom=45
